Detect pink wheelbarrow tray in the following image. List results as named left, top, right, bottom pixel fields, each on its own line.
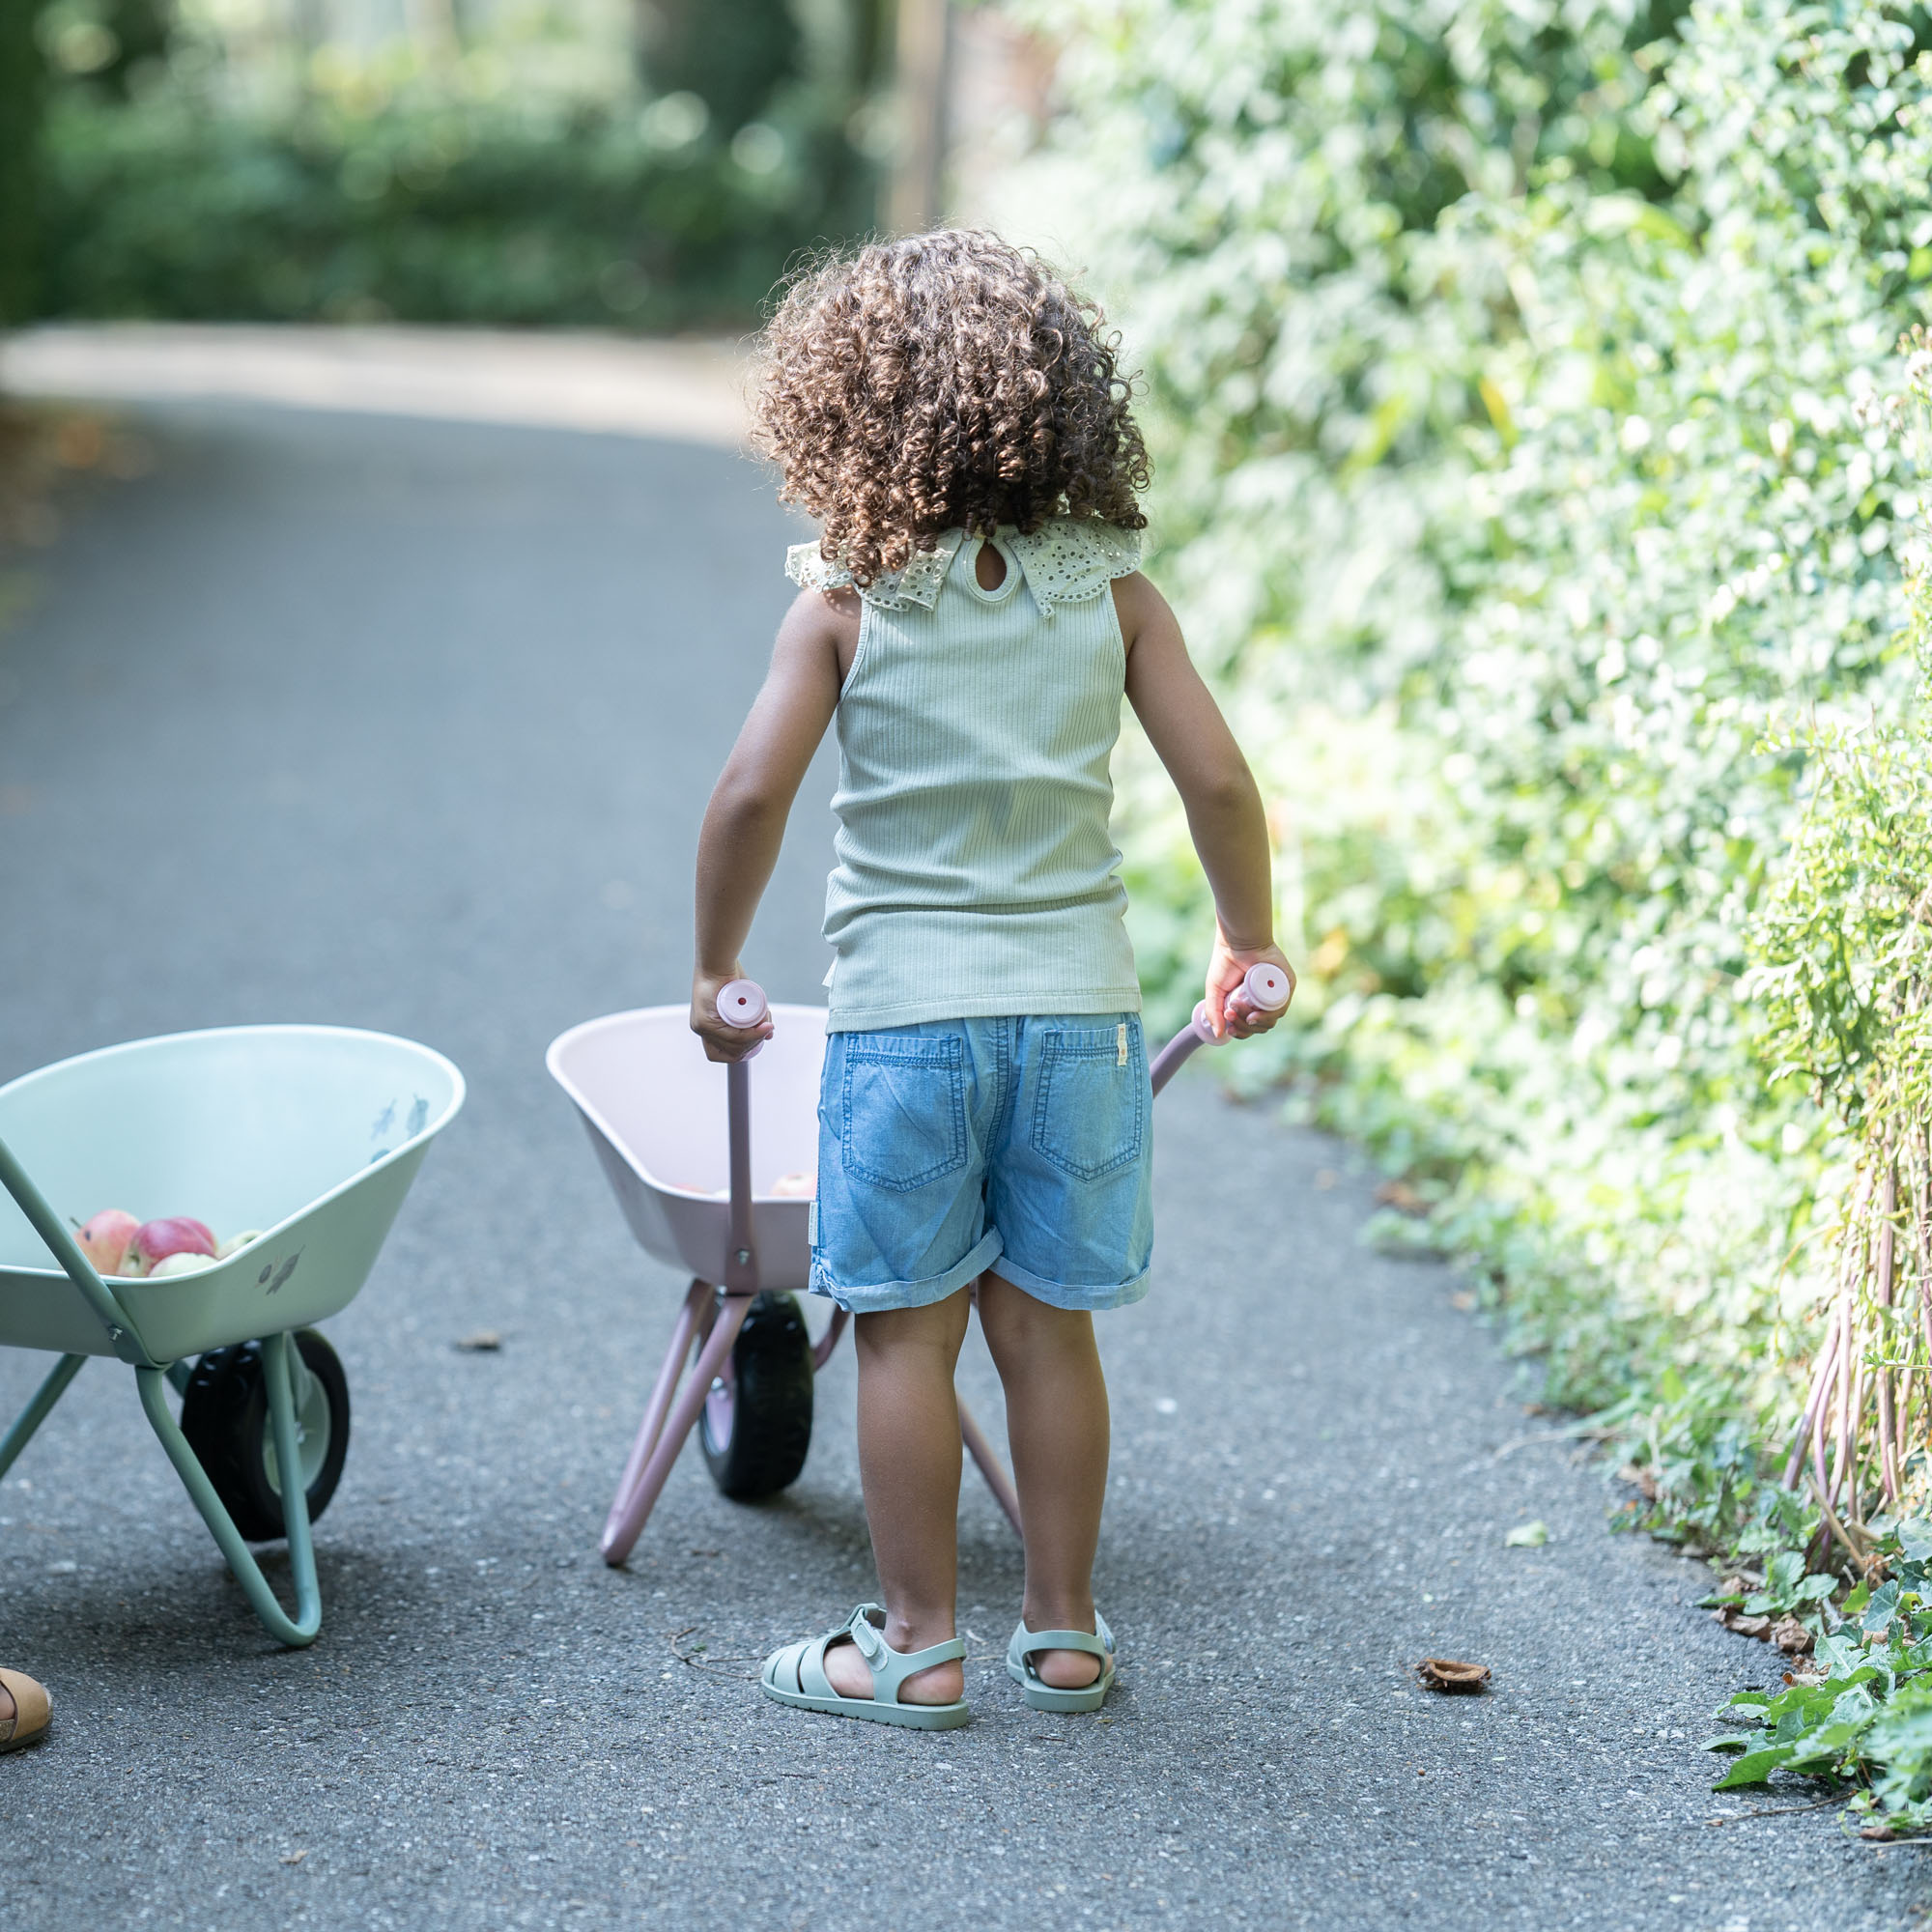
left=547, top=965, right=1288, bottom=1567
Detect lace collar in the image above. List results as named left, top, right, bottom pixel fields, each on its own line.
left=785, top=520, right=1142, bottom=618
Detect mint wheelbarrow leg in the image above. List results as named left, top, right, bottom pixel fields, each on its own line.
left=0, top=1353, right=87, bottom=1484
left=137, top=1331, right=323, bottom=1648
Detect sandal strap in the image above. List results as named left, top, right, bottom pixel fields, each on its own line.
left=843, top=1605, right=965, bottom=1705
left=0, top=1668, right=50, bottom=1743
left=1010, top=1610, right=1115, bottom=1668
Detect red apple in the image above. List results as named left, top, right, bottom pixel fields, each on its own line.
left=128, top=1216, right=217, bottom=1277
left=75, top=1208, right=139, bottom=1277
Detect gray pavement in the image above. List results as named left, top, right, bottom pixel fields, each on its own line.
left=0, top=400, right=1921, bottom=1928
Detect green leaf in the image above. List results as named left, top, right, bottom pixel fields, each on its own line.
left=1864, top=1581, right=1906, bottom=1634
left=1714, top=1745, right=1799, bottom=1789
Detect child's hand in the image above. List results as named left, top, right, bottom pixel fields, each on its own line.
left=691, top=966, right=774, bottom=1064
left=1203, top=929, right=1295, bottom=1040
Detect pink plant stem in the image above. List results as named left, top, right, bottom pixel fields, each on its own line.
left=1829, top=1177, right=1872, bottom=1517
left=1917, top=1143, right=1932, bottom=1402
left=1784, top=1316, right=1841, bottom=1491
left=1810, top=1314, right=1841, bottom=1499
left=1875, top=1157, right=1900, bottom=1502
left=1845, top=1363, right=1869, bottom=1525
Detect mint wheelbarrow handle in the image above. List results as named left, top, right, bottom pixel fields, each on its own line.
left=0, top=1128, right=156, bottom=1365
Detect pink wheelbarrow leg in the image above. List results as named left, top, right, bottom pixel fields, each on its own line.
left=601, top=1277, right=706, bottom=1562
left=601, top=1284, right=755, bottom=1567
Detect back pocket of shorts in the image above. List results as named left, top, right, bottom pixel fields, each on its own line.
left=1031, top=1023, right=1146, bottom=1181
left=840, top=1035, right=967, bottom=1192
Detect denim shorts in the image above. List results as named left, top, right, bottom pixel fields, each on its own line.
left=810, top=1013, right=1153, bottom=1315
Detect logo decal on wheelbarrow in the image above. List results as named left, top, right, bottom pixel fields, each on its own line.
left=257, top=1251, right=301, bottom=1294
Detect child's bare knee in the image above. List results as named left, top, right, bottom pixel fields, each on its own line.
left=978, top=1274, right=1093, bottom=1361
left=853, top=1291, right=971, bottom=1363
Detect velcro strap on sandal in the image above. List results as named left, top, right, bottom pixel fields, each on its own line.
left=848, top=1605, right=887, bottom=1662
left=843, top=1605, right=963, bottom=1705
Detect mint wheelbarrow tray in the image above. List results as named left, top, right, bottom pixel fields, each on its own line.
left=548, top=962, right=1288, bottom=1566
left=0, top=1024, right=464, bottom=1646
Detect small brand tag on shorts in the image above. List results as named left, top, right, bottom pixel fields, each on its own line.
left=1117, top=1022, right=1128, bottom=1066
left=809, top=1200, right=818, bottom=1244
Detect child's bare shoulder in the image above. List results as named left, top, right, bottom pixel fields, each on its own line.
left=780, top=544, right=865, bottom=681
left=1109, top=567, right=1173, bottom=650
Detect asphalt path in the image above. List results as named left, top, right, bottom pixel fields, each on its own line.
left=0, top=401, right=1919, bottom=1928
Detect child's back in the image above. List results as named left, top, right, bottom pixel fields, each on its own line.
left=790, top=521, right=1144, bottom=1030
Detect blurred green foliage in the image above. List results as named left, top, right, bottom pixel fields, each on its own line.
left=32, top=0, right=888, bottom=327
left=0, top=0, right=47, bottom=323
left=1029, top=0, right=1932, bottom=1563
left=40, top=79, right=868, bottom=328
left=638, top=0, right=802, bottom=133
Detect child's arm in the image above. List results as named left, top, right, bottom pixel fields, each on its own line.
left=1116, top=573, right=1294, bottom=1039
left=689, top=588, right=854, bottom=1061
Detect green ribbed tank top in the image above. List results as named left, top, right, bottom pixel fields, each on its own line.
left=786, top=519, right=1146, bottom=1032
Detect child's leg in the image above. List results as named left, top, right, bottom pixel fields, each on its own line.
left=974, top=1271, right=1111, bottom=1689
left=822, top=1290, right=973, bottom=1705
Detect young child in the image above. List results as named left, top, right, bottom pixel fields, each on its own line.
left=690, top=229, right=1293, bottom=1728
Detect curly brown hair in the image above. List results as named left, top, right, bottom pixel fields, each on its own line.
left=752, top=229, right=1150, bottom=587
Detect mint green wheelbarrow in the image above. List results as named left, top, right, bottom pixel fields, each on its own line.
left=0, top=1025, right=464, bottom=1646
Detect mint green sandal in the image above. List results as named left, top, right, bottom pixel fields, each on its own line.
left=760, top=1605, right=970, bottom=1730
left=1007, top=1611, right=1117, bottom=1714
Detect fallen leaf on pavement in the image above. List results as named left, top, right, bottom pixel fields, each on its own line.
left=1418, top=1658, right=1491, bottom=1693
left=1504, top=1520, right=1548, bottom=1548
left=456, top=1331, right=501, bottom=1351
left=1618, top=1463, right=1660, bottom=1501
left=1376, top=1179, right=1428, bottom=1214
left=1714, top=1607, right=1774, bottom=1638
left=280, top=1850, right=308, bottom=1865
left=1771, top=1615, right=1814, bottom=1656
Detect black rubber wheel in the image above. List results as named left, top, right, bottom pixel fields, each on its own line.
left=699, top=1292, right=813, bottom=1500
left=180, top=1328, right=351, bottom=1543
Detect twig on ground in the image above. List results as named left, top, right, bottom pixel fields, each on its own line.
left=1702, top=1797, right=1843, bottom=1826
left=1492, top=1426, right=1606, bottom=1461
left=667, top=1626, right=763, bottom=1680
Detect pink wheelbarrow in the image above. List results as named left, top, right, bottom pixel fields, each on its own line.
left=546, top=963, right=1289, bottom=1566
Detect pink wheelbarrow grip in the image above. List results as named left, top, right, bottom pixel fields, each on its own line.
left=1191, top=962, right=1292, bottom=1042
left=716, top=980, right=769, bottom=1029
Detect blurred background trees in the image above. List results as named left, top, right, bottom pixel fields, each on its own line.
left=0, top=0, right=46, bottom=325
left=14, top=0, right=902, bottom=327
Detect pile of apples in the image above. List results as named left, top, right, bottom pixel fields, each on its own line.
left=72, top=1210, right=262, bottom=1280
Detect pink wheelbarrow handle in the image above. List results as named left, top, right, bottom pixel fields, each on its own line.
left=1149, top=962, right=1292, bottom=1096
left=716, top=980, right=768, bottom=1029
